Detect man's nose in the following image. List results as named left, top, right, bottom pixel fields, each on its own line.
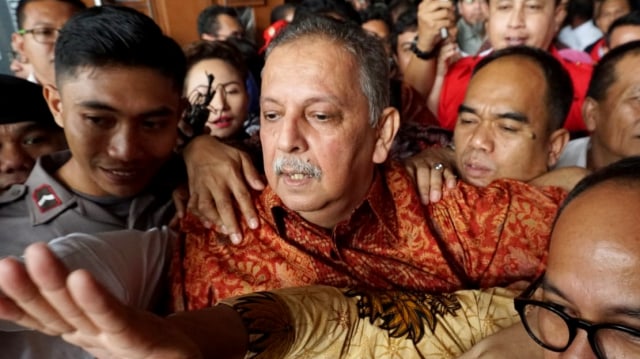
left=507, top=6, right=526, bottom=28
left=107, top=127, right=142, bottom=161
left=559, top=330, right=598, bottom=359
left=276, top=115, right=307, bottom=153
left=468, top=122, right=495, bottom=152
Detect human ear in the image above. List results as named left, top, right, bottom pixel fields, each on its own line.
left=11, top=32, right=26, bottom=59
left=43, top=84, right=64, bottom=128
left=582, top=97, right=599, bottom=133
left=372, top=107, right=400, bottom=164
left=546, top=128, right=570, bottom=168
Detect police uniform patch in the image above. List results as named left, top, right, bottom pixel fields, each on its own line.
left=32, top=185, right=62, bottom=212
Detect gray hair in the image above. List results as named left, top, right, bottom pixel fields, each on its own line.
left=265, top=16, right=390, bottom=126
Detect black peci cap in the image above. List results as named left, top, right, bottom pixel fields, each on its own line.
left=0, top=74, right=56, bottom=127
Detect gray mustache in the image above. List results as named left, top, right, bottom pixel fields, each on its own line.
left=274, top=157, right=322, bottom=179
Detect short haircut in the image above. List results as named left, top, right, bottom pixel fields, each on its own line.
left=390, top=7, right=417, bottom=54
left=16, top=0, right=86, bottom=28
left=197, top=5, right=238, bottom=37
left=473, top=46, right=573, bottom=133
left=587, top=40, right=640, bottom=102
left=266, top=15, right=389, bottom=126
left=557, top=156, right=640, bottom=217
left=605, top=10, right=640, bottom=47
left=293, top=0, right=361, bottom=25
left=184, top=40, right=249, bottom=85
left=54, top=5, right=186, bottom=92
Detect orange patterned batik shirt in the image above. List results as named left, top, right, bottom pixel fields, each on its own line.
left=171, top=162, right=566, bottom=311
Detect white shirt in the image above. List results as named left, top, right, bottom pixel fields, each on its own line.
left=556, top=136, right=590, bottom=168
left=558, top=20, right=603, bottom=51
left=0, top=227, right=174, bottom=358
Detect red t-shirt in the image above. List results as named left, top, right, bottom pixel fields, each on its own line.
left=437, top=47, right=593, bottom=133
left=589, top=38, right=606, bottom=63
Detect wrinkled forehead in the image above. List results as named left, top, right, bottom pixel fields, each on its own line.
left=467, top=56, right=547, bottom=103
left=263, top=38, right=358, bottom=87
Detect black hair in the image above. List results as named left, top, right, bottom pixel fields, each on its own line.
left=605, top=10, right=640, bottom=46
left=388, top=0, right=414, bottom=24
left=566, top=0, right=595, bottom=24
left=184, top=40, right=249, bottom=84
left=16, top=0, right=86, bottom=28
left=54, top=5, right=186, bottom=92
left=473, top=46, right=573, bottom=133
left=390, top=6, right=417, bottom=54
left=557, top=156, right=640, bottom=217
left=360, top=2, right=392, bottom=24
left=294, top=0, right=361, bottom=24
left=587, top=40, right=640, bottom=101
left=197, top=5, right=239, bottom=37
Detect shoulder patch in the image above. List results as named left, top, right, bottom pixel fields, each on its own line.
left=0, top=184, right=27, bottom=204
left=32, top=184, right=62, bottom=213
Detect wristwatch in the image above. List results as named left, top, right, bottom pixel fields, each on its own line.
left=410, top=36, right=439, bottom=60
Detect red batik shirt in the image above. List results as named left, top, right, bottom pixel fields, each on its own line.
left=171, top=162, right=566, bottom=311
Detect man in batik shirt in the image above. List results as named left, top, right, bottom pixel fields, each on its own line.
left=0, top=16, right=588, bottom=359
left=172, top=19, right=578, bottom=311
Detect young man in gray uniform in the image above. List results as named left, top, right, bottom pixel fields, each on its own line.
left=0, top=6, right=187, bottom=358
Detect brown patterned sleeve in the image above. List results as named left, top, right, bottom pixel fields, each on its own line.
left=221, top=286, right=521, bottom=358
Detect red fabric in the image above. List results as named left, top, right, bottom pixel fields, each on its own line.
left=400, top=82, right=438, bottom=126
left=437, top=47, right=593, bottom=133
left=171, top=163, right=566, bottom=311
left=589, top=38, right=606, bottom=63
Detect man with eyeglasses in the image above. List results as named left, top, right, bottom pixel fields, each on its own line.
left=460, top=156, right=640, bottom=358
left=11, top=0, right=86, bottom=86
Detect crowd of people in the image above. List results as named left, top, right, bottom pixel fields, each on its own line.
left=0, top=0, right=639, bottom=358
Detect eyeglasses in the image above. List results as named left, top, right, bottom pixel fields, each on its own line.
left=18, top=27, right=60, bottom=44
left=514, top=275, right=640, bottom=359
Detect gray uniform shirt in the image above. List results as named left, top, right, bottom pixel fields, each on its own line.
left=0, top=150, right=184, bottom=359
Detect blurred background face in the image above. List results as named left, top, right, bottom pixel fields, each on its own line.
left=214, top=14, right=245, bottom=40
left=596, top=0, right=631, bottom=33
left=459, top=0, right=489, bottom=25
left=48, top=67, right=181, bottom=198
left=487, top=0, right=558, bottom=50
left=0, top=122, right=66, bottom=190
left=184, top=59, right=249, bottom=139
left=13, top=0, right=78, bottom=86
left=394, top=28, right=418, bottom=78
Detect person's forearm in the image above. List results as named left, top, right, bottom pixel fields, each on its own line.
left=403, top=51, right=439, bottom=98
left=167, top=305, right=248, bottom=359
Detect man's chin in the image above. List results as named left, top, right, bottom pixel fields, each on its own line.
left=460, top=175, right=493, bottom=188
